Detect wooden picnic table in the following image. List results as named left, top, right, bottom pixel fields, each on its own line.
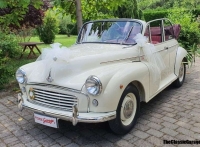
left=19, top=42, right=43, bottom=59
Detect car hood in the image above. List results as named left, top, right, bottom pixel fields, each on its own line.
left=21, top=43, right=139, bottom=90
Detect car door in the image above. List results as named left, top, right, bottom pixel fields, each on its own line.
left=163, top=19, right=179, bottom=77
left=144, top=19, right=170, bottom=97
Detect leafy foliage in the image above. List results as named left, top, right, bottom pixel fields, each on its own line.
left=168, top=8, right=200, bottom=48
left=0, top=31, right=20, bottom=58
left=36, top=10, right=59, bottom=44
left=0, top=0, right=46, bottom=29
left=143, top=10, right=168, bottom=21
left=0, top=30, right=21, bottom=88
left=167, top=6, right=200, bottom=63
left=114, top=0, right=144, bottom=19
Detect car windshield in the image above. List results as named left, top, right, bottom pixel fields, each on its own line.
left=77, top=20, right=142, bottom=45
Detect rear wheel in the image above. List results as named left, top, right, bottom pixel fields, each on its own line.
left=173, top=62, right=186, bottom=88
left=109, top=85, right=140, bottom=135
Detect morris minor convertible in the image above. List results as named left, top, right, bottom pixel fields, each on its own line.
left=16, top=18, right=187, bottom=134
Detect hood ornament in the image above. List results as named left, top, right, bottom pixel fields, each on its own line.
left=46, top=69, right=53, bottom=83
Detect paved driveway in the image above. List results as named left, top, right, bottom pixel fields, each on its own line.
left=0, top=59, right=200, bottom=147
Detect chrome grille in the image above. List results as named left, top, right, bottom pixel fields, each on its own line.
left=32, top=88, right=78, bottom=111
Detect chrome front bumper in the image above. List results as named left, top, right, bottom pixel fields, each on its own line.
left=18, top=93, right=116, bottom=126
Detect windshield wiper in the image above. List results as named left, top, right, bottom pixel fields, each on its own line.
left=121, top=26, right=134, bottom=45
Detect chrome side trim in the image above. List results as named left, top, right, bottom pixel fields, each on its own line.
left=100, top=57, right=138, bottom=64
left=168, top=44, right=178, bottom=48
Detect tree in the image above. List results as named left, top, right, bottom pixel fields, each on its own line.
left=114, top=0, right=143, bottom=19
left=0, top=0, right=48, bottom=30
left=54, top=0, right=125, bottom=33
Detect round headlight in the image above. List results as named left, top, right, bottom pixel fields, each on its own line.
left=16, top=69, right=27, bottom=84
left=85, top=76, right=102, bottom=96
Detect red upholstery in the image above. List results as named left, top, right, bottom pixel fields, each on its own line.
left=151, top=36, right=161, bottom=44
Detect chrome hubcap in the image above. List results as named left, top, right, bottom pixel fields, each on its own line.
left=120, top=93, right=137, bottom=126
left=123, top=100, right=134, bottom=119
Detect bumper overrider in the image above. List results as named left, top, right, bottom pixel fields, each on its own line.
left=17, top=93, right=116, bottom=126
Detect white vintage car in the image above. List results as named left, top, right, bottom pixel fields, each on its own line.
left=16, top=18, right=187, bottom=134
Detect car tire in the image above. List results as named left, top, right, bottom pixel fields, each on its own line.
left=108, top=85, right=140, bottom=135
left=173, top=62, right=186, bottom=88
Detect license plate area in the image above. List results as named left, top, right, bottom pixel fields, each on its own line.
left=34, top=113, right=58, bottom=128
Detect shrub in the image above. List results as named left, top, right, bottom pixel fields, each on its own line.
left=58, top=15, right=73, bottom=36
left=36, top=10, right=59, bottom=44
left=143, top=10, right=168, bottom=21
left=0, top=58, right=13, bottom=88
left=167, top=7, right=200, bottom=63
left=167, top=8, right=200, bottom=48
left=0, top=31, right=20, bottom=58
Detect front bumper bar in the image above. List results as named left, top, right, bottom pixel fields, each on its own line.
left=18, top=93, right=116, bottom=126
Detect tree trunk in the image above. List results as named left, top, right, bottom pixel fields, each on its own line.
left=75, top=0, right=83, bottom=34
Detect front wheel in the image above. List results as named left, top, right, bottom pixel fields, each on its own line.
left=109, top=85, right=140, bottom=135
left=173, top=62, right=186, bottom=88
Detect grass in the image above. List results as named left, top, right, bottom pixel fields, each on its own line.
left=1, top=35, right=77, bottom=90
left=30, top=35, right=77, bottom=48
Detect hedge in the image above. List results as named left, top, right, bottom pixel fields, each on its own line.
left=143, top=8, right=200, bottom=22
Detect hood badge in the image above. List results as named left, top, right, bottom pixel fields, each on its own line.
left=47, top=69, right=53, bottom=83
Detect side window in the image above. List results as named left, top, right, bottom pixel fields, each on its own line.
left=145, top=20, right=163, bottom=44
left=150, top=20, right=163, bottom=44
left=164, top=19, right=174, bottom=41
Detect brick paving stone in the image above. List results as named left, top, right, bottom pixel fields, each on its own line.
left=3, top=136, right=19, bottom=144
left=147, top=129, right=164, bottom=138
left=132, top=130, right=150, bottom=139
left=135, top=123, right=150, bottom=131
left=147, top=122, right=163, bottom=130
left=176, top=127, right=195, bottom=137
left=190, top=127, right=200, bottom=133
left=121, top=134, right=133, bottom=140
left=162, top=116, right=177, bottom=123
left=161, top=128, right=178, bottom=136
left=149, top=117, right=164, bottom=124
left=103, top=133, right=121, bottom=143
left=96, top=140, right=114, bottom=147
left=147, top=136, right=163, bottom=146
left=133, top=139, right=154, bottom=147
left=128, top=136, right=139, bottom=144
left=25, top=140, right=40, bottom=147
left=50, top=133, right=63, bottom=140
left=66, top=143, right=79, bottom=147
left=56, top=136, right=71, bottom=146
left=161, top=121, right=179, bottom=130
left=137, top=118, right=150, bottom=125
left=18, top=134, right=35, bottom=144
left=50, top=144, right=62, bottom=147
left=194, top=123, right=200, bottom=127
left=175, top=121, right=192, bottom=129
left=0, top=142, right=6, bottom=147
left=39, top=137, right=56, bottom=147
left=175, top=134, right=195, bottom=140
left=115, top=139, right=133, bottom=147
left=12, top=143, right=26, bottom=147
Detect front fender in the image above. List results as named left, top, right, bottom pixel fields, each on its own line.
left=174, top=46, right=187, bottom=76
left=88, top=62, right=149, bottom=112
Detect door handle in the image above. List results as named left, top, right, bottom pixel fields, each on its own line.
left=164, top=47, right=169, bottom=50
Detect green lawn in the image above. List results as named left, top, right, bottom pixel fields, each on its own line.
left=2, top=35, right=77, bottom=90
left=30, top=35, right=77, bottom=48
